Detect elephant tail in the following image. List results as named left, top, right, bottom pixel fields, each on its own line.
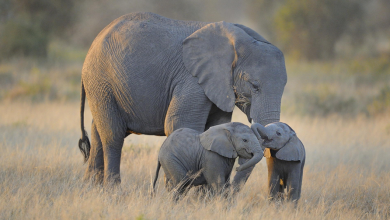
left=78, top=80, right=91, bottom=163
left=152, top=160, right=161, bottom=196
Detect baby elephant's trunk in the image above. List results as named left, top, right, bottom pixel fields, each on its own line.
left=236, top=152, right=263, bottom=171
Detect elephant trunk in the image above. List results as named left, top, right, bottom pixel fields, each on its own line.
left=236, top=151, right=263, bottom=172
left=251, top=123, right=271, bottom=140
left=250, top=94, right=281, bottom=126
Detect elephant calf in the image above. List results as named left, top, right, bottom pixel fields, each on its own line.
left=153, top=122, right=263, bottom=198
left=252, top=122, right=305, bottom=202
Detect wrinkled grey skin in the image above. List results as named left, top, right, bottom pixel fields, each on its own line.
left=152, top=122, right=263, bottom=198
left=251, top=122, right=305, bottom=202
left=79, top=12, right=287, bottom=185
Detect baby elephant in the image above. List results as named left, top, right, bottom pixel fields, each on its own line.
left=153, top=122, right=263, bottom=198
left=252, top=122, right=305, bottom=202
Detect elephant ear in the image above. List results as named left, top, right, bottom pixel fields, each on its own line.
left=183, top=22, right=248, bottom=112
left=234, top=24, right=270, bottom=44
left=199, top=124, right=238, bottom=158
left=275, top=135, right=305, bottom=162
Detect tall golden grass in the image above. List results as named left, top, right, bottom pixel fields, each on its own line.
left=1, top=102, right=389, bottom=219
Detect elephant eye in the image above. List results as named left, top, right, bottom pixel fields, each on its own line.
left=276, top=131, right=281, bottom=136
left=243, top=139, right=248, bottom=142
left=250, top=82, right=260, bottom=92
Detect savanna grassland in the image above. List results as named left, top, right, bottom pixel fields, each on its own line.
left=0, top=46, right=390, bottom=219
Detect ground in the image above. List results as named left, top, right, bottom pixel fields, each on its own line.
left=0, top=101, right=389, bottom=219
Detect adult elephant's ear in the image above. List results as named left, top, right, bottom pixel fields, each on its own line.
left=199, top=124, right=238, bottom=158
left=234, top=24, right=270, bottom=44
left=183, top=22, right=247, bottom=112
left=275, top=135, right=305, bottom=161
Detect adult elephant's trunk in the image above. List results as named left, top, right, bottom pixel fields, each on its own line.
left=250, top=94, right=281, bottom=127
left=233, top=91, right=283, bottom=190
left=236, top=152, right=263, bottom=172
left=248, top=93, right=281, bottom=144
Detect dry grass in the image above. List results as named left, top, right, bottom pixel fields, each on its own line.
left=0, top=102, right=389, bottom=219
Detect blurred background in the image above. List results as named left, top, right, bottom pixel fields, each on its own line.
left=1, top=2, right=390, bottom=218
left=0, top=0, right=389, bottom=118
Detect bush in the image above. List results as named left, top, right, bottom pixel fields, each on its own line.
left=348, top=54, right=390, bottom=76
left=367, top=86, right=390, bottom=116
left=295, top=85, right=357, bottom=116
left=0, top=0, right=78, bottom=59
left=0, top=20, right=48, bottom=58
left=5, top=78, right=58, bottom=101
left=274, top=0, right=364, bottom=60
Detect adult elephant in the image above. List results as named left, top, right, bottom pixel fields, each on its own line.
left=79, top=12, right=287, bottom=186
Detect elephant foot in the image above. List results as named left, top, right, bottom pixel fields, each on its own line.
left=83, top=170, right=104, bottom=185
left=171, top=188, right=187, bottom=202
left=194, top=185, right=209, bottom=195
left=103, top=173, right=121, bottom=188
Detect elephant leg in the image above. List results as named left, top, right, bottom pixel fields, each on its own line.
left=102, top=134, right=125, bottom=186
left=194, top=185, right=209, bottom=196
left=164, top=81, right=212, bottom=135
left=92, top=102, right=126, bottom=186
left=269, top=174, right=281, bottom=201
left=231, top=158, right=256, bottom=192
left=172, top=174, right=192, bottom=201
left=204, top=172, right=227, bottom=195
left=173, top=181, right=190, bottom=201
left=279, top=178, right=286, bottom=201
left=286, top=170, right=301, bottom=202
left=297, top=159, right=305, bottom=200
left=266, top=157, right=282, bottom=200
left=164, top=174, right=174, bottom=192
left=84, top=120, right=104, bottom=184
left=205, top=105, right=232, bottom=131
left=162, top=163, right=191, bottom=200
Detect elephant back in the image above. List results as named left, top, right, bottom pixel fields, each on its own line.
left=86, top=12, right=207, bottom=58
left=82, top=13, right=210, bottom=131
left=83, top=12, right=208, bottom=83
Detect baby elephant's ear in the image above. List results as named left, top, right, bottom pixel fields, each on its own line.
left=275, top=135, right=305, bottom=161
left=200, top=125, right=238, bottom=158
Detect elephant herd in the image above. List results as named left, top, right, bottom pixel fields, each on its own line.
left=78, top=12, right=305, bottom=203
left=153, top=122, right=305, bottom=202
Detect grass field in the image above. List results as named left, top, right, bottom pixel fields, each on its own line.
left=0, top=51, right=390, bottom=219
left=1, top=100, right=389, bottom=219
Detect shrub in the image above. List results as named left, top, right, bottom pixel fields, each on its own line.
left=5, top=78, right=58, bottom=101
left=348, top=54, right=390, bottom=76
left=0, top=0, right=78, bottom=59
left=295, top=85, right=357, bottom=116
left=273, top=0, right=364, bottom=60
left=367, top=86, right=390, bottom=116
left=0, top=20, right=48, bottom=58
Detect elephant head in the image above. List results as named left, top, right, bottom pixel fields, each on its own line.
left=183, top=22, right=287, bottom=126
left=251, top=122, right=304, bottom=161
left=199, top=122, right=263, bottom=171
